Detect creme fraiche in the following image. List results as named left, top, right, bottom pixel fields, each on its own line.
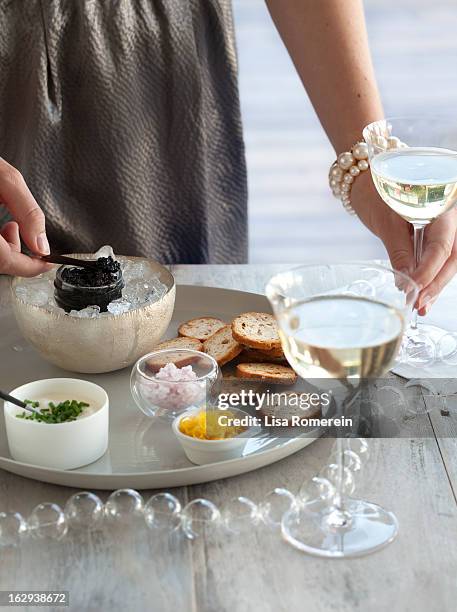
left=4, top=378, right=109, bottom=470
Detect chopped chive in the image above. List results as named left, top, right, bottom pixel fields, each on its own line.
left=16, top=399, right=90, bottom=423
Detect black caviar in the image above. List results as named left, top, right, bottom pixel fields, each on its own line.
left=61, top=256, right=121, bottom=287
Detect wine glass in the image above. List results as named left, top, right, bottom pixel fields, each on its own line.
left=266, top=263, right=418, bottom=557
left=363, top=117, right=457, bottom=369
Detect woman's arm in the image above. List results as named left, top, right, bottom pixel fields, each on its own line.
left=266, top=0, right=457, bottom=313
left=265, top=0, right=383, bottom=152
left=0, top=158, right=51, bottom=276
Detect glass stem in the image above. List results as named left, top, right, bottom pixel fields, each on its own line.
left=411, top=224, right=425, bottom=330
left=326, top=388, right=357, bottom=531
left=326, top=436, right=350, bottom=531
left=333, top=436, right=345, bottom=512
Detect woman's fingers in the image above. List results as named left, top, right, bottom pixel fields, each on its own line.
left=10, top=252, right=52, bottom=277
left=351, top=176, right=416, bottom=274
left=381, top=217, right=415, bottom=276
left=0, top=221, right=53, bottom=276
left=417, top=233, right=457, bottom=314
left=346, top=174, right=457, bottom=312
left=0, top=158, right=50, bottom=256
left=1, top=221, right=21, bottom=251
left=0, top=234, right=51, bottom=276
left=413, top=209, right=457, bottom=306
left=0, top=160, right=52, bottom=276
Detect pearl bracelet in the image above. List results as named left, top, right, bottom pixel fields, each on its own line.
left=328, top=141, right=370, bottom=215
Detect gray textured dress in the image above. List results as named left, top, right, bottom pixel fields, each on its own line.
left=0, top=0, right=247, bottom=264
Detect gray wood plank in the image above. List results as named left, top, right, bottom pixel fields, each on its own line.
left=171, top=263, right=289, bottom=293
left=426, top=393, right=457, bottom=506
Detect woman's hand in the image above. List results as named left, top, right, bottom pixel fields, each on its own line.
left=0, top=158, right=52, bottom=276
left=351, top=172, right=457, bottom=315
left=266, top=0, right=457, bottom=313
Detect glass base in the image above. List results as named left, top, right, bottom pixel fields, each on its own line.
left=400, top=323, right=442, bottom=366
left=281, top=498, right=398, bottom=558
left=393, top=322, right=457, bottom=378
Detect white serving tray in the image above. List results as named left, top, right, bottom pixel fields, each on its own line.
left=0, top=285, right=318, bottom=489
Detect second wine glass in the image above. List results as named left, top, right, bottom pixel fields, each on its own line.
left=363, top=117, right=457, bottom=370
left=266, top=263, right=418, bottom=558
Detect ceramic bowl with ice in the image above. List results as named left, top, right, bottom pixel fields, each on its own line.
left=130, top=349, right=221, bottom=419
left=10, top=247, right=175, bottom=373
left=3, top=378, right=109, bottom=470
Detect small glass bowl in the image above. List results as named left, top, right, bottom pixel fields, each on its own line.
left=130, top=349, right=221, bottom=420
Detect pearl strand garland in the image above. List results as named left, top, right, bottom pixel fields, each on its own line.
left=328, top=141, right=370, bottom=215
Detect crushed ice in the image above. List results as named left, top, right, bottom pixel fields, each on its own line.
left=107, top=299, right=131, bottom=315
left=69, top=305, right=101, bottom=318
left=14, top=245, right=168, bottom=318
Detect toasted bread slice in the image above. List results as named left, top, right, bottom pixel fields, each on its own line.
left=231, top=312, right=281, bottom=351
left=236, top=363, right=297, bottom=385
left=255, top=345, right=284, bottom=359
left=178, top=317, right=226, bottom=341
left=238, top=347, right=286, bottom=364
left=155, top=337, right=203, bottom=352
left=203, top=325, right=242, bottom=366
left=146, top=337, right=203, bottom=373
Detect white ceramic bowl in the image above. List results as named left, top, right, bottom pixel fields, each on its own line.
left=172, top=408, right=259, bottom=465
left=11, top=255, right=176, bottom=374
left=3, top=378, right=109, bottom=470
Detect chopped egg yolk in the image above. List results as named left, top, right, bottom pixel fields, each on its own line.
left=179, top=410, right=245, bottom=440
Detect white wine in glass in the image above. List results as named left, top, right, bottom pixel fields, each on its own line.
left=371, top=147, right=457, bottom=223
left=266, top=263, right=418, bottom=558
left=279, top=295, right=404, bottom=379
left=364, top=118, right=457, bottom=369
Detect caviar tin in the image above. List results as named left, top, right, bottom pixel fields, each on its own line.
left=54, top=264, right=124, bottom=313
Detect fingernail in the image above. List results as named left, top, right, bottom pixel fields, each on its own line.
left=37, top=232, right=50, bottom=255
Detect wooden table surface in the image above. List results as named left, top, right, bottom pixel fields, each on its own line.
left=1, top=265, right=456, bottom=612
